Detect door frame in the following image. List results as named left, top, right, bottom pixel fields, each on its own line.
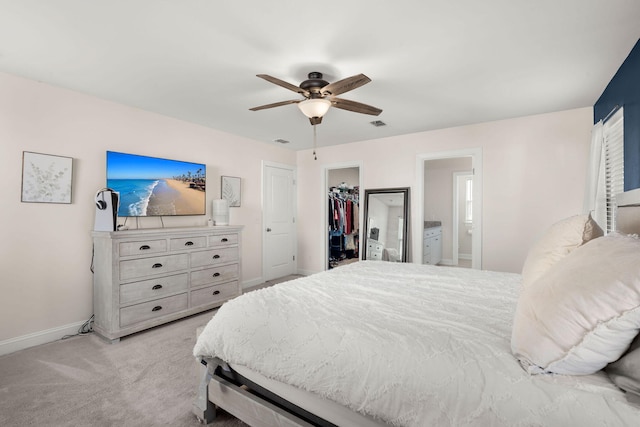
left=453, top=171, right=473, bottom=266
left=322, top=161, right=363, bottom=270
left=262, top=160, right=297, bottom=281
left=415, top=148, right=482, bottom=269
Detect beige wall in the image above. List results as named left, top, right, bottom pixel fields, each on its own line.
left=0, top=72, right=295, bottom=344
left=328, top=167, right=359, bottom=188
left=296, top=107, right=592, bottom=274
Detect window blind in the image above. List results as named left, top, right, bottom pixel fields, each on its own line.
left=602, top=108, right=624, bottom=233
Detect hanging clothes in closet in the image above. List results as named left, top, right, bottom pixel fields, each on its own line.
left=328, top=185, right=359, bottom=268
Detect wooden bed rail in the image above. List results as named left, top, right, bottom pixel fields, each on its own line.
left=193, top=357, right=316, bottom=426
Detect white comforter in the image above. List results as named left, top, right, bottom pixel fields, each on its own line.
left=194, top=261, right=640, bottom=426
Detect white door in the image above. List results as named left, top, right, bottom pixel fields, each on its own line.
left=263, top=163, right=296, bottom=281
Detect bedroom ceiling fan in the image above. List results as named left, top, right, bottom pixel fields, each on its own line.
left=249, top=72, right=383, bottom=125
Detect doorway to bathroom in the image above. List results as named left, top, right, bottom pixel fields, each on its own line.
left=416, top=149, right=482, bottom=269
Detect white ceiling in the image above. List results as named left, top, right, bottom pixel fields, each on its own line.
left=1, top=1, right=639, bottom=151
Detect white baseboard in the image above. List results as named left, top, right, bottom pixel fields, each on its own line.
left=459, top=253, right=472, bottom=260
left=242, top=277, right=264, bottom=290
left=0, top=320, right=87, bottom=356
left=296, top=268, right=316, bottom=276
left=439, top=258, right=454, bottom=266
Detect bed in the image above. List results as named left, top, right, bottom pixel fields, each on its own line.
left=193, top=205, right=640, bottom=426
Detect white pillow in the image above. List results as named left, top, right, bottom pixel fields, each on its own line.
left=512, top=233, right=640, bottom=375
left=521, top=214, right=603, bottom=288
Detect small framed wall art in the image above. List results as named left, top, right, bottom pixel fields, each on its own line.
left=21, top=151, right=73, bottom=204
left=221, top=175, right=241, bottom=207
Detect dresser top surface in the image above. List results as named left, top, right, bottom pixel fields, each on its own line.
left=92, top=225, right=244, bottom=239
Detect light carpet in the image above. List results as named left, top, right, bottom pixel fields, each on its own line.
left=0, top=310, right=247, bottom=427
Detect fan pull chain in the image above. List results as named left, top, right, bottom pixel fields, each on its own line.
left=313, top=124, right=318, bottom=160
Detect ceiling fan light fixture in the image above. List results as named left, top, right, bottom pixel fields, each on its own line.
left=298, top=98, right=331, bottom=118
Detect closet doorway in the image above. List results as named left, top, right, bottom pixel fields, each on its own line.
left=324, top=163, right=362, bottom=270
left=415, top=149, right=482, bottom=269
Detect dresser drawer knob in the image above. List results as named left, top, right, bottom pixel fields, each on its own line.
left=185, top=241, right=194, bottom=246
left=139, top=245, right=151, bottom=250
left=212, top=290, right=221, bottom=296
left=152, top=306, right=162, bottom=312
left=212, top=255, right=221, bottom=259
left=152, top=284, right=163, bottom=290
left=152, top=263, right=163, bottom=269
left=221, top=238, right=228, bottom=242
left=212, top=272, right=221, bottom=277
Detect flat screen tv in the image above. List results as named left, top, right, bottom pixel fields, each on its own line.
left=106, top=151, right=206, bottom=217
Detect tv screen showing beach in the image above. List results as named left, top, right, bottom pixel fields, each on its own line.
left=106, top=151, right=206, bottom=217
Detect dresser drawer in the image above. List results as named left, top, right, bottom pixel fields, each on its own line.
left=119, top=254, right=189, bottom=281
left=170, top=236, right=207, bottom=251
left=191, top=282, right=239, bottom=307
left=119, top=239, right=167, bottom=257
left=368, top=242, right=383, bottom=251
left=191, top=264, right=239, bottom=288
left=208, top=234, right=238, bottom=247
left=191, top=247, right=238, bottom=268
left=423, top=227, right=442, bottom=238
left=120, top=293, right=188, bottom=327
left=120, top=273, right=188, bottom=305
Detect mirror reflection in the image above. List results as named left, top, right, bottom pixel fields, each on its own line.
left=362, top=187, right=410, bottom=262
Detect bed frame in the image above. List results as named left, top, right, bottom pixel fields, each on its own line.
left=194, top=358, right=331, bottom=427
left=193, top=198, right=640, bottom=426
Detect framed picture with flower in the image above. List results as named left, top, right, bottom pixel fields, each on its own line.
left=21, top=151, right=73, bottom=204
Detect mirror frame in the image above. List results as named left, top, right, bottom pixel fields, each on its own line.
left=362, top=187, right=410, bottom=262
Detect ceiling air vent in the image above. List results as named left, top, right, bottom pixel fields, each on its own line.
left=370, top=120, right=386, bottom=127
left=273, top=138, right=290, bottom=144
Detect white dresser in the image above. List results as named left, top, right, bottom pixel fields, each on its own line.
left=91, top=225, right=243, bottom=342
left=423, top=226, right=442, bottom=265
left=366, top=239, right=384, bottom=260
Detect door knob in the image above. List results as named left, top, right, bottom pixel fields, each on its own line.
left=266, top=228, right=272, bottom=232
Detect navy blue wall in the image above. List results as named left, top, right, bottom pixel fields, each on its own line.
left=594, top=39, right=640, bottom=191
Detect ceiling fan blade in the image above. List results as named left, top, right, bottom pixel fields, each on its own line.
left=249, top=99, right=300, bottom=111
left=256, top=74, right=309, bottom=96
left=321, top=74, right=371, bottom=96
left=332, top=97, right=382, bottom=116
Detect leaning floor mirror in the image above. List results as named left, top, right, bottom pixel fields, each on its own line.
left=362, top=187, right=410, bottom=262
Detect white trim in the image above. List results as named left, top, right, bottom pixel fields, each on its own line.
left=415, top=148, right=483, bottom=269
left=242, top=277, right=264, bottom=290
left=261, top=161, right=297, bottom=281
left=322, top=161, right=363, bottom=270
left=452, top=171, right=472, bottom=266
left=0, top=321, right=86, bottom=356
left=296, top=268, right=318, bottom=276
left=617, top=188, right=640, bottom=207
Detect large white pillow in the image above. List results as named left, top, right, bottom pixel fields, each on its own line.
left=521, top=214, right=603, bottom=288
left=512, top=233, right=640, bottom=375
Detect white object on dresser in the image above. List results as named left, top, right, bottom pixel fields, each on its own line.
left=423, top=226, right=442, bottom=265
left=92, top=225, right=243, bottom=343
